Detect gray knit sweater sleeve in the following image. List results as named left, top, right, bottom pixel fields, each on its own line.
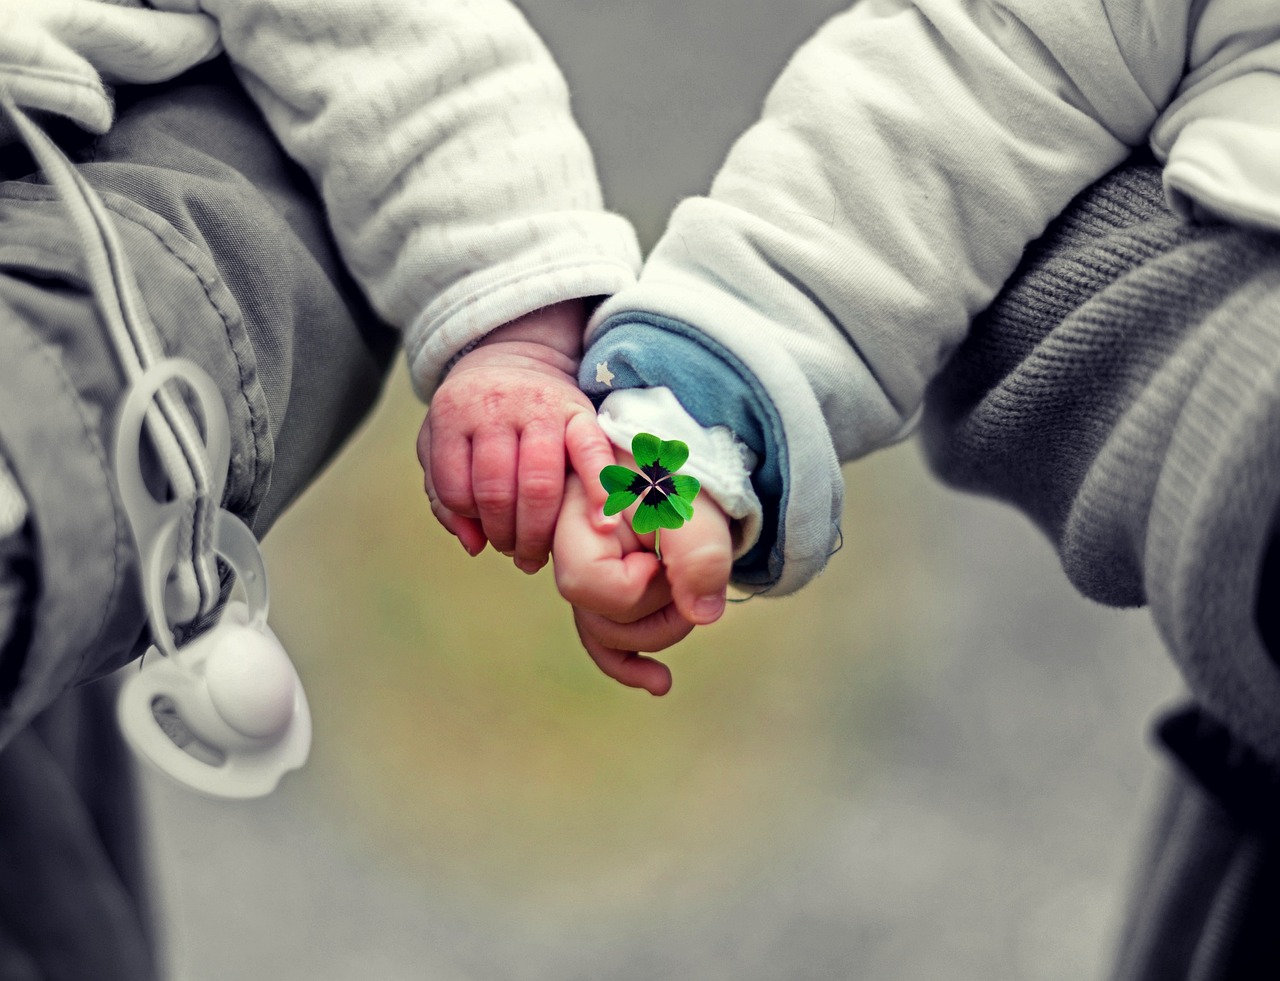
left=921, top=159, right=1280, bottom=764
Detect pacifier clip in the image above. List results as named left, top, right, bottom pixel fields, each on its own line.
left=1, top=91, right=311, bottom=799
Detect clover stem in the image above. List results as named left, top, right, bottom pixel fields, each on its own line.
left=654, top=528, right=662, bottom=563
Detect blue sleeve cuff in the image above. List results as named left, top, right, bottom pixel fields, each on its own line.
left=580, top=312, right=788, bottom=588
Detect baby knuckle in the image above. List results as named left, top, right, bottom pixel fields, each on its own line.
left=480, top=389, right=513, bottom=416
left=518, top=470, right=561, bottom=506
left=434, top=485, right=472, bottom=512
left=471, top=483, right=515, bottom=511
left=680, top=543, right=730, bottom=582
left=554, top=566, right=591, bottom=603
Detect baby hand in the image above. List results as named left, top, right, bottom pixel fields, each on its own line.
left=419, top=300, right=614, bottom=574
left=552, top=453, right=733, bottom=695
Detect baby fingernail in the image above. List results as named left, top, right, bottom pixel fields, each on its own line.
left=693, top=594, right=724, bottom=621
left=515, top=558, right=543, bottom=575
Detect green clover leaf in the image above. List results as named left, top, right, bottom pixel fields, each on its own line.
left=599, top=432, right=701, bottom=538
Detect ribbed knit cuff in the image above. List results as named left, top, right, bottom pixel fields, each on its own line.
left=924, top=157, right=1280, bottom=764
left=1139, top=244, right=1280, bottom=763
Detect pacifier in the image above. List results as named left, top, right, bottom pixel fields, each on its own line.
left=114, top=358, right=311, bottom=799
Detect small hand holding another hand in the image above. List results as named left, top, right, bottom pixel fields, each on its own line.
left=418, top=299, right=615, bottom=574
left=552, top=450, right=733, bottom=696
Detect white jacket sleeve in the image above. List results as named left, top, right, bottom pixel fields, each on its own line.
left=598, top=0, right=1192, bottom=459
left=1153, top=1, right=1280, bottom=229
left=162, top=0, right=641, bottom=397
left=589, top=0, right=1191, bottom=592
left=0, top=0, right=222, bottom=139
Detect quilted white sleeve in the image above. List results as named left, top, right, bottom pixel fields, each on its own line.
left=186, top=0, right=641, bottom=397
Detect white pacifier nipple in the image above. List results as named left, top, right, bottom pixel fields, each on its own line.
left=114, top=358, right=312, bottom=799
left=117, top=601, right=311, bottom=799
left=204, top=623, right=297, bottom=740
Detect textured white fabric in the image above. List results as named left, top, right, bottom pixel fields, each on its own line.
left=0, top=0, right=642, bottom=396
left=597, top=387, right=762, bottom=558
left=0, top=0, right=221, bottom=140
left=589, top=0, right=1280, bottom=595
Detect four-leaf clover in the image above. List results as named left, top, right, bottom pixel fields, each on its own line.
left=600, top=432, right=701, bottom=536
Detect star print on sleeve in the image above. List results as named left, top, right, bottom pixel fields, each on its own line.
left=595, top=361, right=615, bottom=387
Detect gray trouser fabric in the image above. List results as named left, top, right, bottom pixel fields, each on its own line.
left=0, top=59, right=395, bottom=980
left=923, top=157, right=1280, bottom=980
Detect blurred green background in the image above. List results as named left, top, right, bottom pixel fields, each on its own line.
left=146, top=1, right=1183, bottom=978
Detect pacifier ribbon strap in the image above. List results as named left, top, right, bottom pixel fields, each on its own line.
left=0, top=90, right=221, bottom=623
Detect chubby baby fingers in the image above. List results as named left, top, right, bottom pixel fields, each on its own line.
left=420, top=411, right=478, bottom=519
left=554, top=549, right=668, bottom=622
left=469, top=427, right=520, bottom=555
left=511, top=422, right=567, bottom=573
left=565, top=411, right=622, bottom=525
left=573, top=609, right=675, bottom=696
left=418, top=421, right=487, bottom=555
left=573, top=602, right=696, bottom=657
left=428, top=494, right=488, bottom=557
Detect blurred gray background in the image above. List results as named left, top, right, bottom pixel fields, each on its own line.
left=144, top=0, right=1185, bottom=978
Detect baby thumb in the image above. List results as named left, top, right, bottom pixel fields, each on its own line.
left=661, top=509, right=732, bottom=625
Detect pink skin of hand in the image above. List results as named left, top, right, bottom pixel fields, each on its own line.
left=552, top=450, right=733, bottom=696
left=418, top=299, right=617, bottom=574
